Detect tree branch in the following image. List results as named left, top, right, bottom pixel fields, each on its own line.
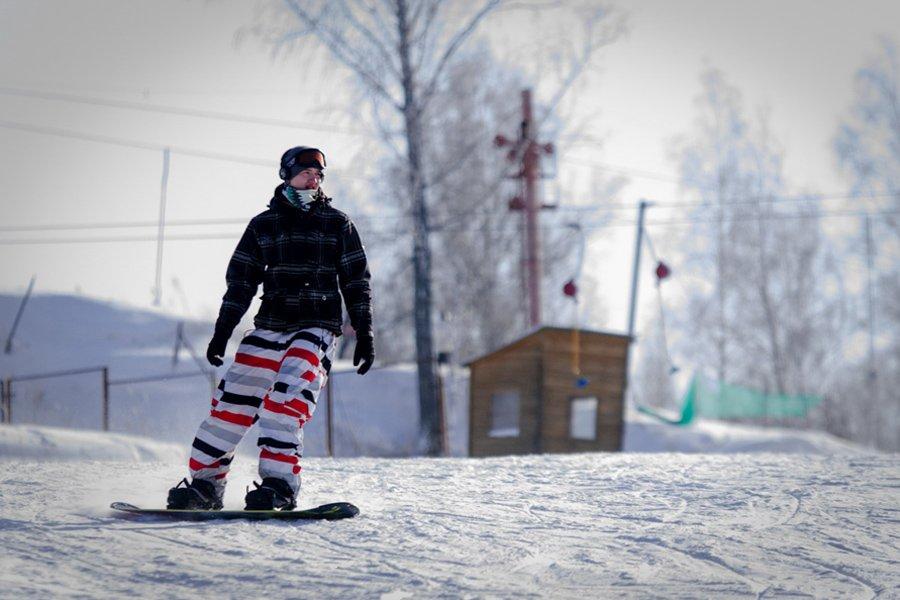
left=418, top=0, right=501, bottom=109
left=335, top=0, right=403, bottom=81
left=281, top=0, right=403, bottom=110
left=537, top=6, right=627, bottom=128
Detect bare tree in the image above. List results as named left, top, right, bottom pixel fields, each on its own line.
left=245, top=0, right=624, bottom=453
left=378, top=42, right=625, bottom=363
left=670, top=68, right=847, bottom=422
left=670, top=68, right=754, bottom=386
left=422, top=46, right=526, bottom=360
left=247, top=0, right=505, bottom=454
left=834, top=37, right=900, bottom=451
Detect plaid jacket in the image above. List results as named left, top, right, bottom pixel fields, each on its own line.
left=213, top=184, right=373, bottom=340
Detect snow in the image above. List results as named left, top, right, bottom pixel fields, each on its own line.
left=0, top=294, right=471, bottom=457
left=2, top=294, right=897, bottom=597
left=0, top=424, right=183, bottom=462
left=1, top=294, right=870, bottom=460
left=622, top=410, right=867, bottom=455
left=0, top=452, right=897, bottom=598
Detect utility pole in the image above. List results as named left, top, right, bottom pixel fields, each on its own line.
left=864, top=214, right=878, bottom=446
left=495, top=89, right=555, bottom=328
left=627, top=200, right=651, bottom=339
left=153, top=147, right=170, bottom=306
left=864, top=215, right=877, bottom=384
left=625, top=200, right=651, bottom=406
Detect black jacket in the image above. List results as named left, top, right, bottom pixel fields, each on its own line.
left=213, top=184, right=373, bottom=340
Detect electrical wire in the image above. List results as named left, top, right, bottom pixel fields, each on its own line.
left=0, top=86, right=369, bottom=136
left=1, top=192, right=893, bottom=236
left=0, top=213, right=407, bottom=233
left=1, top=209, right=896, bottom=246
left=0, top=119, right=375, bottom=182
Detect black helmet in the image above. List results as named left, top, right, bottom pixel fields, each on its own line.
left=279, top=146, right=326, bottom=180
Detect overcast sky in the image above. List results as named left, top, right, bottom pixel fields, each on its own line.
left=0, top=0, right=897, bottom=335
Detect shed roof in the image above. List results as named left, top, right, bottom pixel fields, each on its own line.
left=463, top=325, right=631, bottom=367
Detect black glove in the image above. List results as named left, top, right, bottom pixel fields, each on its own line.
left=353, top=332, right=375, bottom=375
left=206, top=333, right=228, bottom=367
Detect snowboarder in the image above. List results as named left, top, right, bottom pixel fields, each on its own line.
left=167, top=146, right=374, bottom=511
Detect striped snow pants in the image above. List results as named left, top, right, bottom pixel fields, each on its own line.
left=187, top=327, right=336, bottom=494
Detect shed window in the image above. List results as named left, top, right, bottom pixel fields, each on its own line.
left=570, top=397, right=598, bottom=440
left=489, top=391, right=520, bottom=437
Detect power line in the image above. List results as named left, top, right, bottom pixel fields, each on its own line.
left=601, top=191, right=899, bottom=211
left=1, top=209, right=896, bottom=246
left=0, top=86, right=369, bottom=137
left=1, top=183, right=894, bottom=236
left=0, top=119, right=374, bottom=182
left=0, top=213, right=406, bottom=233
left=565, top=155, right=686, bottom=185
left=640, top=208, right=899, bottom=229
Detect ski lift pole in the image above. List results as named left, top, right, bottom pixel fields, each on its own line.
left=4, top=275, right=36, bottom=354
left=153, top=148, right=170, bottom=307
left=627, top=200, right=651, bottom=339
left=625, top=200, right=652, bottom=403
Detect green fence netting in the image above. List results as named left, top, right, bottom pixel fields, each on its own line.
left=637, top=374, right=823, bottom=426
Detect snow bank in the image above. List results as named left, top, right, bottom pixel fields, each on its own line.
left=0, top=424, right=186, bottom=462
left=622, top=410, right=867, bottom=454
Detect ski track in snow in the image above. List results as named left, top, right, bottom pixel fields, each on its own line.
left=0, top=454, right=898, bottom=599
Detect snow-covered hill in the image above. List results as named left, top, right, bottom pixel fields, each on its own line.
left=0, top=294, right=470, bottom=457
left=1, top=294, right=870, bottom=460
left=622, top=410, right=866, bottom=455
left=0, top=453, right=896, bottom=598
left=0, top=294, right=893, bottom=597
left=0, top=424, right=184, bottom=462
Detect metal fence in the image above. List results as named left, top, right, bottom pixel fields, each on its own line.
left=1, top=366, right=214, bottom=431
left=1, top=362, right=467, bottom=457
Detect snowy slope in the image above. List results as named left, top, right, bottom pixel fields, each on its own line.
left=1, top=294, right=872, bottom=459
left=0, top=453, right=897, bottom=598
left=0, top=294, right=471, bottom=457
left=622, top=410, right=866, bottom=455
left=0, top=424, right=185, bottom=462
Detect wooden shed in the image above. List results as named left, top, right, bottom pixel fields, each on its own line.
left=466, top=326, right=630, bottom=457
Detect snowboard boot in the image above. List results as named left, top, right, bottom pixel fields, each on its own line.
left=167, top=478, right=224, bottom=510
left=244, top=477, right=297, bottom=511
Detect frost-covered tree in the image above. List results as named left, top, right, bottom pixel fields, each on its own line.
left=833, top=37, right=900, bottom=451
left=377, top=43, right=623, bottom=366
left=670, top=68, right=846, bottom=413
left=244, top=0, right=624, bottom=453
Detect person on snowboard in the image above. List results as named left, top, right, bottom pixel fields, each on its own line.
left=167, top=146, right=374, bottom=511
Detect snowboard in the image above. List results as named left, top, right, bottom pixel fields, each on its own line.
left=110, top=501, right=359, bottom=521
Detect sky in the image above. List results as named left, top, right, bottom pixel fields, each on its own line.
left=0, top=0, right=897, bottom=338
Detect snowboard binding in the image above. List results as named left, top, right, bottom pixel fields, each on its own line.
left=244, top=477, right=297, bottom=511
left=167, top=478, right=224, bottom=510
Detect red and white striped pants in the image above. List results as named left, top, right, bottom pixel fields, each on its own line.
left=188, top=327, right=336, bottom=494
